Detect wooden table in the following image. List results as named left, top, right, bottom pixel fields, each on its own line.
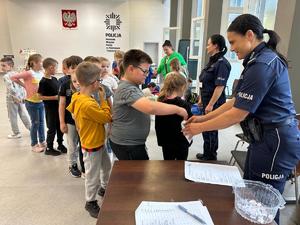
left=96, top=160, right=276, bottom=225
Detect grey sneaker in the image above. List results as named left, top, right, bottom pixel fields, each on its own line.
left=69, top=164, right=81, bottom=178
left=8, top=133, right=21, bottom=139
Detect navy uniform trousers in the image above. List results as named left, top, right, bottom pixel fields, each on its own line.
left=244, top=119, right=300, bottom=223
left=201, top=94, right=225, bottom=159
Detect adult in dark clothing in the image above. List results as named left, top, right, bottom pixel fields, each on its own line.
left=196, top=34, right=231, bottom=161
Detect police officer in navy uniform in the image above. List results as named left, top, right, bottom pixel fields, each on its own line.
left=196, top=34, right=231, bottom=161
left=183, top=14, right=300, bottom=224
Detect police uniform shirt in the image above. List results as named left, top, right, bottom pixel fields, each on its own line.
left=199, top=56, right=231, bottom=101
left=234, top=42, right=296, bottom=124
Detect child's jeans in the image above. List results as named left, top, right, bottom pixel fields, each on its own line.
left=25, top=101, right=45, bottom=146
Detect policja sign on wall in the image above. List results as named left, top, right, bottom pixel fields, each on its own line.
left=104, top=12, right=122, bottom=52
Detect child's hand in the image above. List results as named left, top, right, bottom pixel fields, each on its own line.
left=12, top=96, right=21, bottom=104
left=107, top=123, right=112, bottom=136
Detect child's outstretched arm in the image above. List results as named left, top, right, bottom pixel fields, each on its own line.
left=132, top=97, right=188, bottom=120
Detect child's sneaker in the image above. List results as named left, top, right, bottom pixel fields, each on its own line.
left=31, top=144, right=44, bottom=153
left=8, top=133, right=21, bottom=139
left=85, top=200, right=100, bottom=218
left=57, top=144, right=67, bottom=153
left=45, top=147, right=61, bottom=156
left=69, top=164, right=81, bottom=178
left=98, top=187, right=106, bottom=197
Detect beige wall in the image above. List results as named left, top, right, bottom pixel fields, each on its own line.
left=128, top=0, right=170, bottom=59
left=285, top=0, right=300, bottom=112
left=0, top=0, right=13, bottom=58
left=274, top=0, right=296, bottom=57
left=1, top=0, right=169, bottom=71
left=274, top=0, right=299, bottom=112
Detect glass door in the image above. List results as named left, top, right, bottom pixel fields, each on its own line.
left=220, top=0, right=278, bottom=96
left=190, top=0, right=206, bottom=93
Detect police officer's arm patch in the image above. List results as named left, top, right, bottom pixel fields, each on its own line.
left=234, top=62, right=276, bottom=114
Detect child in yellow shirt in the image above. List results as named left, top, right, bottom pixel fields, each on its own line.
left=67, top=62, right=112, bottom=218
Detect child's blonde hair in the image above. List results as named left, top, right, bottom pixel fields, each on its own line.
left=97, top=57, right=110, bottom=64
left=76, top=62, right=100, bottom=87
left=114, top=50, right=124, bottom=61
left=27, top=54, right=42, bottom=70
left=158, top=72, right=187, bottom=102
left=84, top=56, right=100, bottom=64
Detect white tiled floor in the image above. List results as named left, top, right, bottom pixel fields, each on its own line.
left=0, top=77, right=298, bottom=225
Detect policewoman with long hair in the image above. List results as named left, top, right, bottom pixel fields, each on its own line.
left=196, top=34, right=231, bottom=161
left=183, top=14, right=300, bottom=224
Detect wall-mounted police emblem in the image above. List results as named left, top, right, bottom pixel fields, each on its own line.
left=104, top=12, right=122, bottom=52
left=104, top=12, right=122, bottom=32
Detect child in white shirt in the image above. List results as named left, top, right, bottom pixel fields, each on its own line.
left=98, top=57, right=118, bottom=93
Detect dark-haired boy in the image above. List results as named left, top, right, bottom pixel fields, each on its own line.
left=38, top=57, right=66, bottom=155
left=110, top=49, right=188, bottom=160
left=59, top=55, right=84, bottom=177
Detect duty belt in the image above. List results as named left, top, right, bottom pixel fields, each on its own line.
left=262, top=117, right=294, bottom=130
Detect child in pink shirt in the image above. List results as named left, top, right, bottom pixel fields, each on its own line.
left=11, top=54, right=46, bottom=153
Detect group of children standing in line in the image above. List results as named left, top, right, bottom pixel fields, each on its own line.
left=1, top=48, right=195, bottom=218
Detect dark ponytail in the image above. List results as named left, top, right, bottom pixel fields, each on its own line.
left=207, top=34, right=227, bottom=67
left=210, top=34, right=227, bottom=56
left=162, top=40, right=173, bottom=48
left=263, top=29, right=288, bottom=65
left=228, top=14, right=288, bottom=66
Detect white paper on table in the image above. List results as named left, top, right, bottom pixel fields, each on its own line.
left=184, top=161, right=244, bottom=187
left=135, top=201, right=214, bottom=225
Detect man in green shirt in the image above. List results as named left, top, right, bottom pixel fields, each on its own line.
left=155, top=40, right=187, bottom=78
